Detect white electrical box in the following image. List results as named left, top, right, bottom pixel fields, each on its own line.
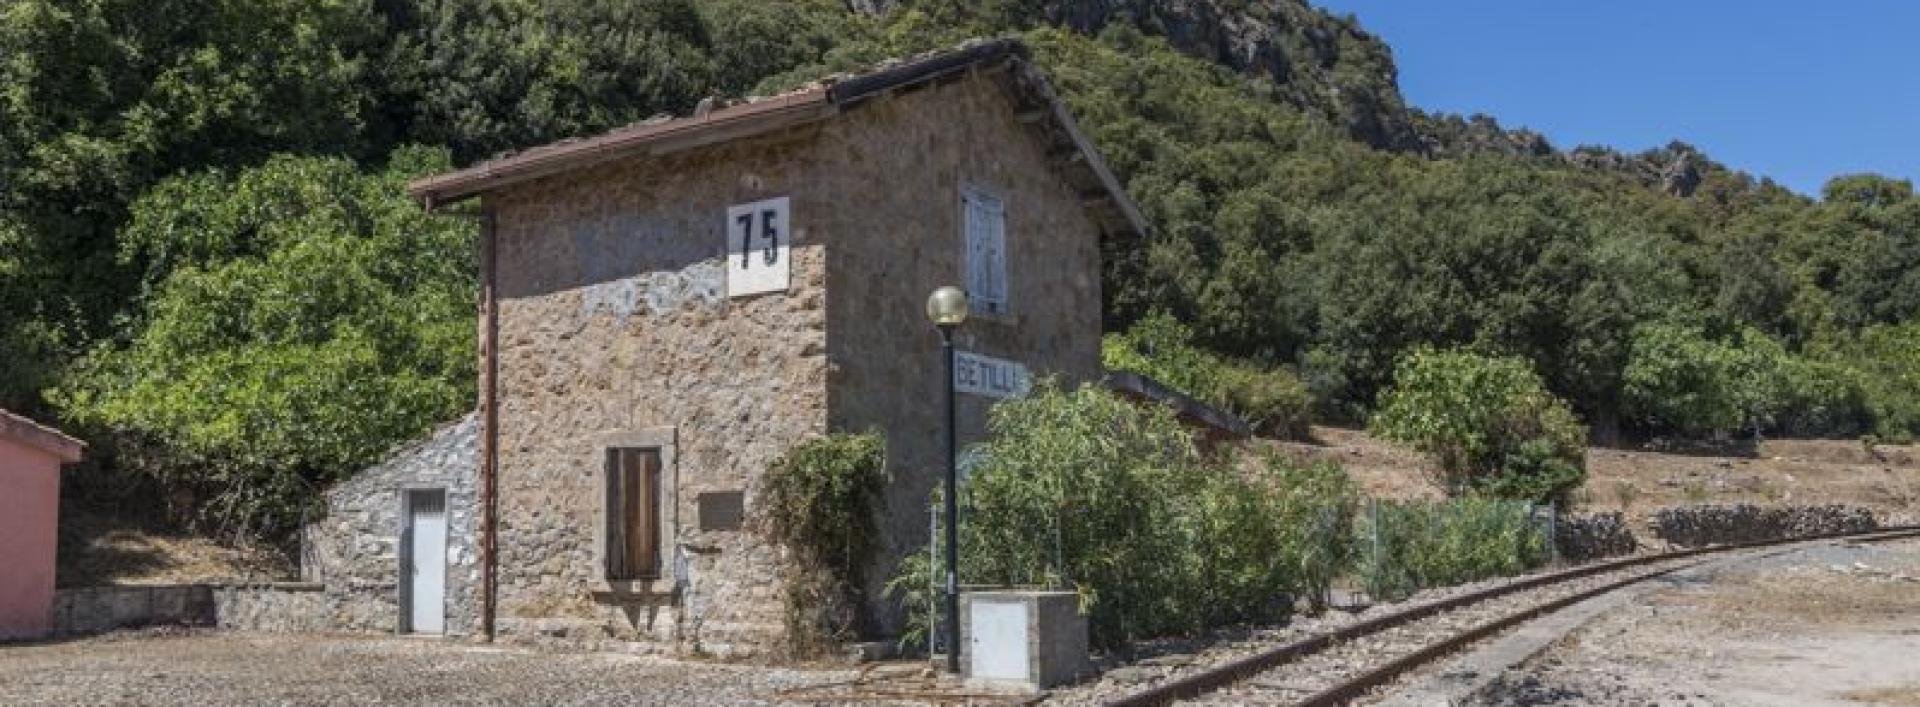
left=963, top=591, right=1089, bottom=692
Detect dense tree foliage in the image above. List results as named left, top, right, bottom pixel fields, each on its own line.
left=3, top=0, right=1917, bottom=539
left=51, top=148, right=475, bottom=538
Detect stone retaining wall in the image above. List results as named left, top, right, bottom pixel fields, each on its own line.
left=47, top=583, right=327, bottom=636
left=1652, top=503, right=1879, bottom=548
left=1554, top=512, right=1639, bottom=563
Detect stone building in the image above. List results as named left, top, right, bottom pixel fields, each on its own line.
left=401, top=38, right=1145, bottom=652
left=296, top=415, right=481, bottom=636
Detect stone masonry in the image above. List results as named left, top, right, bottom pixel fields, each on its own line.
left=299, top=414, right=480, bottom=635
left=441, top=41, right=1121, bottom=653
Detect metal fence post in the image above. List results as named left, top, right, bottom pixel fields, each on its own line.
left=1548, top=502, right=1560, bottom=564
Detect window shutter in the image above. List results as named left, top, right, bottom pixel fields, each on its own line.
left=964, top=186, right=1007, bottom=315
left=606, top=449, right=661, bottom=581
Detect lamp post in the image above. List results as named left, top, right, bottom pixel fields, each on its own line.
left=925, top=285, right=969, bottom=675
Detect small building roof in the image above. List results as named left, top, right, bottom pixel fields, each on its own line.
left=406, top=38, right=1148, bottom=243
left=1103, top=371, right=1253, bottom=442
left=0, top=408, right=86, bottom=464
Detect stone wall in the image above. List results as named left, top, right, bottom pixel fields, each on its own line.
left=1553, top=512, right=1639, bottom=563
left=486, top=119, right=832, bottom=653
left=45, top=583, right=328, bottom=636
left=480, top=71, right=1103, bottom=652
left=208, top=584, right=332, bottom=632
left=823, top=75, right=1105, bottom=631
left=299, top=414, right=480, bottom=635
left=1651, top=504, right=1879, bottom=548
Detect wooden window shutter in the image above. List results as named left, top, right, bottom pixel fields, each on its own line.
left=605, top=449, right=661, bottom=581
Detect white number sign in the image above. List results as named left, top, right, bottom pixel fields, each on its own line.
left=954, top=351, right=1031, bottom=400
left=726, top=196, right=790, bottom=297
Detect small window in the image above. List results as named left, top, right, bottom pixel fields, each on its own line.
left=963, top=185, right=1008, bottom=315
left=605, top=448, right=661, bottom=581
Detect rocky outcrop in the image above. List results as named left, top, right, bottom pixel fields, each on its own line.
left=849, top=0, right=1423, bottom=151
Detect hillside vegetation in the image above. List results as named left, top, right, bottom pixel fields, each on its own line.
left=3, top=0, right=1915, bottom=541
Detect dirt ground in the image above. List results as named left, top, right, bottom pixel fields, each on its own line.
left=1267, top=427, right=1920, bottom=524
left=1471, top=536, right=1920, bottom=706
left=56, top=511, right=290, bottom=587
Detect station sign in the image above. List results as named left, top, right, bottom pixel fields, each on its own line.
left=954, top=351, right=1031, bottom=400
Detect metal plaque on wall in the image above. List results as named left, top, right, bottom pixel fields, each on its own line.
left=698, top=491, right=746, bottom=531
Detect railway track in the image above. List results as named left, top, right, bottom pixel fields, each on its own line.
left=1103, top=525, right=1920, bottom=707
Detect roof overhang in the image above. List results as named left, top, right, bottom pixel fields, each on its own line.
left=1104, top=371, right=1253, bottom=441
left=405, top=38, right=1149, bottom=242
left=0, top=408, right=85, bottom=464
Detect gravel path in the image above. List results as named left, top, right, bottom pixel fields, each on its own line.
left=1468, top=537, right=1920, bottom=706
left=0, top=630, right=872, bottom=706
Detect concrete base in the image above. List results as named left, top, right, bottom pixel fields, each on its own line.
left=962, top=590, right=1089, bottom=692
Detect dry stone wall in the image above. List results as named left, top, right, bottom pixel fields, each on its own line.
left=1652, top=504, right=1879, bottom=548
left=1553, top=512, right=1638, bottom=563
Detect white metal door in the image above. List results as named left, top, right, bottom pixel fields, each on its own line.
left=407, top=490, right=447, bottom=634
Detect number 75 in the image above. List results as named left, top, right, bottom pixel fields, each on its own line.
left=736, top=209, right=779, bottom=267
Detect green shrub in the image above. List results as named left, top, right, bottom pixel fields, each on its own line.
left=1826, top=323, right=1920, bottom=439
left=1768, top=350, right=1869, bottom=437
left=1101, top=311, right=1223, bottom=400
left=1621, top=323, right=1741, bottom=436
left=1370, top=349, right=1587, bottom=503
left=891, top=382, right=1355, bottom=649
left=1357, top=497, right=1549, bottom=601
left=759, top=432, right=887, bottom=657
left=1623, top=323, right=1872, bottom=439
left=1218, top=362, right=1315, bottom=440
left=1104, top=311, right=1315, bottom=440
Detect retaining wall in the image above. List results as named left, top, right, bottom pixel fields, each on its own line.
left=1554, top=512, right=1639, bottom=563
left=46, top=583, right=328, bottom=637
left=1652, top=503, right=1878, bottom=548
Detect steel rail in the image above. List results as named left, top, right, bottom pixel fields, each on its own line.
left=1103, top=525, right=1920, bottom=707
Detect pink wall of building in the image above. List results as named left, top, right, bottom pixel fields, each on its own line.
left=0, top=410, right=83, bottom=641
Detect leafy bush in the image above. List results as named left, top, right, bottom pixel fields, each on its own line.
left=1620, top=323, right=1742, bottom=436
left=759, top=432, right=887, bottom=656
left=1103, top=311, right=1315, bottom=439
left=1101, top=311, right=1226, bottom=404
left=1370, top=349, right=1587, bottom=503
left=1357, top=497, right=1550, bottom=601
left=1826, top=323, right=1920, bottom=440
left=1218, top=362, right=1316, bottom=440
left=892, top=382, right=1354, bottom=649
left=1624, top=323, right=1871, bottom=438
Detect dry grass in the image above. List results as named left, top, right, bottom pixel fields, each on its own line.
left=1844, top=686, right=1920, bottom=705
left=57, top=511, right=291, bottom=587
left=1677, top=567, right=1920, bottom=631
left=1260, top=426, right=1920, bottom=525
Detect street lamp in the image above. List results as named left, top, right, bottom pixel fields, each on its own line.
left=925, top=285, right=968, bottom=674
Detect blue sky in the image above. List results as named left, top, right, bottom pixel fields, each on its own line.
left=1311, top=1, right=1918, bottom=196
